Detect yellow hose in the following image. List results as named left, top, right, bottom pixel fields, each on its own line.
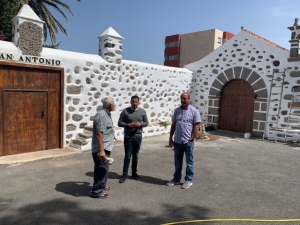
left=161, top=218, right=300, bottom=224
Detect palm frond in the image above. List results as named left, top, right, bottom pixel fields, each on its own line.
left=47, top=0, right=74, bottom=17
left=12, top=1, right=25, bottom=16
left=40, top=4, right=58, bottom=44
left=43, top=1, right=70, bottom=24
left=52, top=16, right=67, bottom=35
left=14, top=0, right=78, bottom=44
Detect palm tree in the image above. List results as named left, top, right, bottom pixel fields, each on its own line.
left=14, top=0, right=80, bottom=45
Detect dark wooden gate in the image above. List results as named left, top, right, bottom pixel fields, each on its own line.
left=219, top=79, right=254, bottom=133
left=0, top=61, right=64, bottom=156
left=4, top=91, right=48, bottom=155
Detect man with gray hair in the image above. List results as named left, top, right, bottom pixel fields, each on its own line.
left=91, top=97, right=115, bottom=198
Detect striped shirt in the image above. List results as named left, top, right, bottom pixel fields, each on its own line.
left=172, top=105, right=201, bottom=144
left=92, top=109, right=115, bottom=153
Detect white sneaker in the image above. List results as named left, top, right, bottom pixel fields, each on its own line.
left=181, top=181, right=193, bottom=189
left=166, top=179, right=181, bottom=186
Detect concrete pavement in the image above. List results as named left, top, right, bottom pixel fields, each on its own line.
left=0, top=142, right=122, bottom=165
left=0, top=131, right=300, bottom=225
left=0, top=146, right=80, bottom=165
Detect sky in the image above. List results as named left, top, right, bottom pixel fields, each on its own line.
left=50, top=0, right=300, bottom=65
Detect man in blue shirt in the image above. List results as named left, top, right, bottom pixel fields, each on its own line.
left=91, top=97, right=115, bottom=198
left=168, top=92, right=201, bottom=189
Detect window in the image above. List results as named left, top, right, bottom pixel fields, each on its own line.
left=104, top=43, right=115, bottom=48
left=165, top=41, right=179, bottom=48
left=217, top=37, right=222, bottom=44
left=165, top=54, right=179, bottom=61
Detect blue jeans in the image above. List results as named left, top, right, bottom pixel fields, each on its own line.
left=122, top=136, right=142, bottom=176
left=91, top=150, right=110, bottom=197
left=173, top=141, right=194, bottom=182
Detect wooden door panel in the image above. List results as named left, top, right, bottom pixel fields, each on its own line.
left=3, top=91, right=48, bottom=155
left=236, top=80, right=254, bottom=133
left=0, top=63, right=63, bottom=156
left=219, top=79, right=254, bottom=133
left=48, top=75, right=61, bottom=149
left=0, top=85, right=3, bottom=156
left=219, top=80, right=239, bottom=132
left=220, top=96, right=238, bottom=131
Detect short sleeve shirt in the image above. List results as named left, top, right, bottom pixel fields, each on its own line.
left=172, top=105, right=201, bottom=144
left=92, top=109, right=115, bottom=153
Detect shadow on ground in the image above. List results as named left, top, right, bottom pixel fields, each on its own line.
left=85, top=171, right=167, bottom=185
left=0, top=198, right=210, bottom=225
left=55, top=181, right=91, bottom=197
left=207, top=130, right=244, bottom=139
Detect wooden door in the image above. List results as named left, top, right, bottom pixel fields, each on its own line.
left=0, top=61, right=64, bottom=156
left=3, top=91, right=48, bottom=155
left=219, top=79, right=254, bottom=133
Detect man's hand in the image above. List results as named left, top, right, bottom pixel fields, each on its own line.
left=128, top=123, right=133, bottom=128
left=169, top=137, right=174, bottom=148
left=97, top=151, right=107, bottom=161
left=134, top=122, right=141, bottom=127
left=129, top=122, right=141, bottom=128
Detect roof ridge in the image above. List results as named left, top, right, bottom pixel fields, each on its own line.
left=241, top=27, right=288, bottom=51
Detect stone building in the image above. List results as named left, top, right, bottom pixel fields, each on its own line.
left=186, top=21, right=300, bottom=142
left=0, top=5, right=192, bottom=155
left=0, top=4, right=299, bottom=156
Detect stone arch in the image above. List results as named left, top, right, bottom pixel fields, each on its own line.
left=219, top=79, right=254, bottom=133
left=209, top=67, right=268, bottom=98
left=207, top=66, right=268, bottom=136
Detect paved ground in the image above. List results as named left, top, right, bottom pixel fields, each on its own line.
left=0, top=131, right=300, bottom=225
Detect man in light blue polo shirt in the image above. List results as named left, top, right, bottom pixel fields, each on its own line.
left=168, top=92, right=201, bottom=189
left=91, top=97, right=115, bottom=198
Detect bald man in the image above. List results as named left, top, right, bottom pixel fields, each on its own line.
left=168, top=92, right=201, bottom=189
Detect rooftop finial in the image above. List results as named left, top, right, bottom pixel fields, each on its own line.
left=293, top=18, right=299, bottom=26
left=241, top=26, right=244, bottom=30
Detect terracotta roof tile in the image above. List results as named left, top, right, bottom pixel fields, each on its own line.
left=241, top=27, right=288, bottom=51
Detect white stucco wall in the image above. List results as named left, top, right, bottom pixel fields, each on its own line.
left=2, top=24, right=300, bottom=147
left=185, top=30, right=289, bottom=107
left=60, top=55, right=192, bottom=146
left=185, top=30, right=300, bottom=140
left=0, top=40, right=193, bottom=149
left=98, top=29, right=123, bottom=64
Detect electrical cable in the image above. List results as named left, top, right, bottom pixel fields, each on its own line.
left=161, top=218, right=300, bottom=224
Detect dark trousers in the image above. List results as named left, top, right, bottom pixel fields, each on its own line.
left=122, top=136, right=142, bottom=177
left=91, top=150, right=110, bottom=197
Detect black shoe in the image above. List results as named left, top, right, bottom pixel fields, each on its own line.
left=132, top=174, right=141, bottom=181
left=119, top=175, right=127, bottom=183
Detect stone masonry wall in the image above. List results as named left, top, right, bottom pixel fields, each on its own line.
left=185, top=30, right=300, bottom=137
left=64, top=57, right=193, bottom=144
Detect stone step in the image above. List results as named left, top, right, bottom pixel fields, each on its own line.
left=78, top=132, right=92, bottom=139
left=85, top=125, right=93, bottom=133
left=69, top=138, right=91, bottom=151
left=71, top=139, right=88, bottom=146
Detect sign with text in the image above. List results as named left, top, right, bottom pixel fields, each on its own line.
left=0, top=52, right=61, bottom=66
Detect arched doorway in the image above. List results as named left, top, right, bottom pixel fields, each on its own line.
left=219, top=79, right=254, bottom=133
